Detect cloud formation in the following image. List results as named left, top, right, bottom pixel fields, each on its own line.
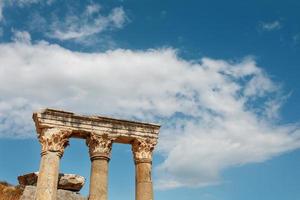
left=260, top=20, right=282, bottom=31
left=0, top=40, right=299, bottom=189
left=8, top=0, right=54, bottom=6
left=11, top=30, right=31, bottom=43
left=47, top=3, right=127, bottom=41
left=0, top=0, right=54, bottom=22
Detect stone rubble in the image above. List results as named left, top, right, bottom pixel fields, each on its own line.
left=20, top=186, right=87, bottom=200
left=18, top=172, right=85, bottom=192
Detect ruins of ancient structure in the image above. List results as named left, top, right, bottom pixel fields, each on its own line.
left=32, top=108, right=160, bottom=200
left=18, top=172, right=86, bottom=200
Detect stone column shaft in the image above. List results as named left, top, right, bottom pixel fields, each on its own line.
left=86, top=134, right=115, bottom=200
left=135, top=162, right=153, bottom=200
left=35, top=128, right=71, bottom=200
left=35, top=151, right=61, bottom=200
left=132, top=138, right=157, bottom=200
left=89, top=158, right=109, bottom=200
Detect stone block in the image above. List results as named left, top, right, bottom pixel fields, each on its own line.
left=20, top=186, right=87, bottom=200
left=18, top=172, right=85, bottom=192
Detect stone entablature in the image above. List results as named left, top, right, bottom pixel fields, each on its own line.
left=33, top=108, right=160, bottom=143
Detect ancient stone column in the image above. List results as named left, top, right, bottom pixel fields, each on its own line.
left=35, top=128, right=72, bottom=200
left=86, top=133, right=115, bottom=200
left=132, top=138, right=157, bottom=200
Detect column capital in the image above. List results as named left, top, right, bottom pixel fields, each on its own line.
left=86, top=133, right=116, bottom=161
left=38, top=128, right=72, bottom=157
left=132, top=138, right=157, bottom=164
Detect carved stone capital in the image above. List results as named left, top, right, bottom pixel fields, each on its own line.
left=132, top=138, right=157, bottom=163
left=86, top=133, right=116, bottom=161
left=38, top=128, right=72, bottom=157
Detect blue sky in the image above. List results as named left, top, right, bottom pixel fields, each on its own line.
left=0, top=0, right=300, bottom=199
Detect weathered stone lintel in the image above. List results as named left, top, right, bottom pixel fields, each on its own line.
left=33, top=109, right=160, bottom=144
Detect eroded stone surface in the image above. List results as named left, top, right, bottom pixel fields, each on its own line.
left=18, top=172, right=38, bottom=186
left=33, top=108, right=160, bottom=143
left=86, top=133, right=116, bottom=160
left=58, top=174, right=85, bottom=191
left=38, top=128, right=72, bottom=156
left=132, top=138, right=157, bottom=163
left=18, top=172, right=85, bottom=192
left=20, top=186, right=87, bottom=200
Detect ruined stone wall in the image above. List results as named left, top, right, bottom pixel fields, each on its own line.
left=20, top=186, right=87, bottom=200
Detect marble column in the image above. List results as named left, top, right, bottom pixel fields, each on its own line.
left=86, top=133, right=115, bottom=200
left=132, top=138, right=157, bottom=200
left=35, top=128, right=72, bottom=200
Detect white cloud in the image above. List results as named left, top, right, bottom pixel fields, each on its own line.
left=8, top=0, right=54, bottom=6
left=11, top=30, right=31, bottom=43
left=85, top=3, right=101, bottom=15
left=108, top=7, right=127, bottom=28
left=260, top=20, right=282, bottom=31
left=156, top=116, right=300, bottom=189
left=0, top=0, right=54, bottom=22
left=11, top=0, right=41, bottom=6
left=47, top=4, right=127, bottom=41
left=0, top=41, right=299, bottom=189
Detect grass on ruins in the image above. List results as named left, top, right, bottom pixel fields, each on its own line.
left=0, top=181, right=23, bottom=200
